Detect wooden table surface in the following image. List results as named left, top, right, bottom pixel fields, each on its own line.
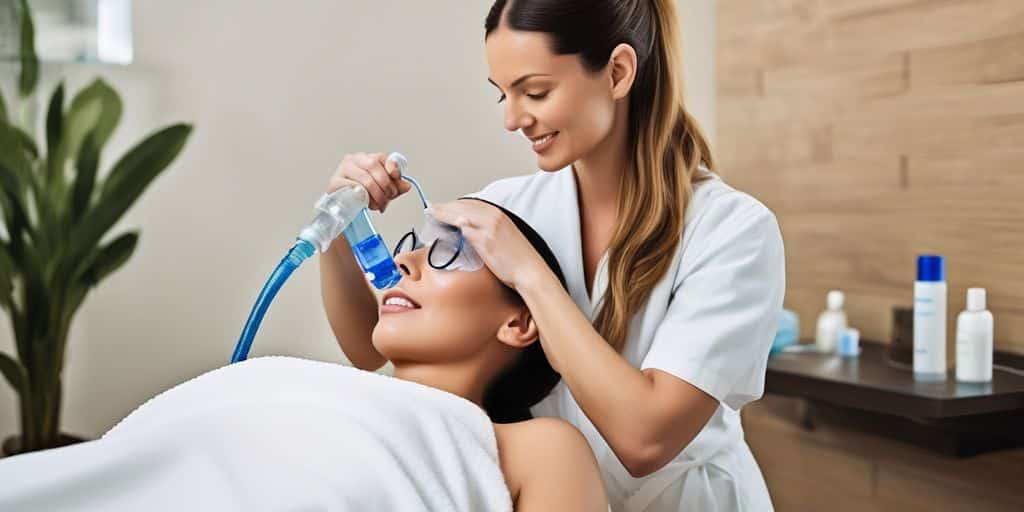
left=766, top=341, right=1024, bottom=419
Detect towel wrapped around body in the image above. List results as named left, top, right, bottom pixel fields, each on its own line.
left=0, top=356, right=514, bottom=512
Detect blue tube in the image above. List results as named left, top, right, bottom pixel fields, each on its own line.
left=230, top=238, right=317, bottom=363
left=231, top=170, right=424, bottom=363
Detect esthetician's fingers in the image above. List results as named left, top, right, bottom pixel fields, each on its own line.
left=426, top=199, right=545, bottom=289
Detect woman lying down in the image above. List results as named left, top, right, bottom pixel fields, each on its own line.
left=0, top=199, right=609, bottom=512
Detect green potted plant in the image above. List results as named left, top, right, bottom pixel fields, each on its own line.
left=0, top=0, right=193, bottom=455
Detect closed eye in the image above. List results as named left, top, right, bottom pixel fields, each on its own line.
left=497, top=91, right=548, bottom=103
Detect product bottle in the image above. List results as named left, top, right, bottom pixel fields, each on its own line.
left=956, top=288, right=994, bottom=383
left=815, top=290, right=847, bottom=353
left=342, top=208, right=402, bottom=289
left=838, top=327, right=861, bottom=358
left=913, top=255, right=947, bottom=378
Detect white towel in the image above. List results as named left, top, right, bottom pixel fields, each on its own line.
left=0, top=356, right=514, bottom=512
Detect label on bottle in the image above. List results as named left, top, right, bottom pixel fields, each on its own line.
left=913, top=281, right=947, bottom=375
left=955, top=314, right=993, bottom=382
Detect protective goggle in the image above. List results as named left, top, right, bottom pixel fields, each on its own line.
left=391, top=215, right=485, bottom=271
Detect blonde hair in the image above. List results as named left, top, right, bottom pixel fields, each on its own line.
left=594, top=0, right=715, bottom=351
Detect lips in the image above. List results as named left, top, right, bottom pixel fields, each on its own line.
left=527, top=131, right=559, bottom=153
left=381, top=289, right=421, bottom=312
left=527, top=131, right=558, bottom=143
left=526, top=131, right=557, bottom=141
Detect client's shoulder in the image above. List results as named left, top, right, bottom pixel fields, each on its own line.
left=493, top=416, right=586, bottom=450
left=493, top=418, right=608, bottom=511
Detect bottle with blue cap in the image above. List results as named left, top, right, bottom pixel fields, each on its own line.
left=914, top=254, right=947, bottom=378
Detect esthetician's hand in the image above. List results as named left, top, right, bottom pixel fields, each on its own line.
left=328, top=152, right=413, bottom=213
left=426, top=200, right=551, bottom=291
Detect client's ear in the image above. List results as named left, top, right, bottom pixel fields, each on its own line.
left=496, top=308, right=539, bottom=349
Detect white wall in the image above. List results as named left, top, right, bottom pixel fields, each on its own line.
left=0, top=0, right=714, bottom=439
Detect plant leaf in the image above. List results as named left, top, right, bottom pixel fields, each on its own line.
left=100, top=124, right=192, bottom=199
left=81, top=231, right=138, bottom=287
left=0, top=122, right=37, bottom=260
left=64, top=124, right=191, bottom=278
left=70, top=131, right=100, bottom=221
left=62, top=282, right=89, bottom=329
left=0, top=351, right=27, bottom=394
left=18, top=241, right=48, bottom=357
left=0, top=241, right=14, bottom=310
left=0, top=87, right=7, bottom=122
left=50, top=79, right=121, bottom=185
left=0, top=182, right=31, bottom=256
left=46, top=82, right=64, bottom=157
left=0, top=120, right=32, bottom=180
left=11, top=125, right=38, bottom=159
left=70, top=79, right=121, bottom=152
left=0, top=126, right=33, bottom=240
left=17, top=0, right=38, bottom=98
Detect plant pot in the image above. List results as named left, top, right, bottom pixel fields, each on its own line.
left=1, top=433, right=88, bottom=458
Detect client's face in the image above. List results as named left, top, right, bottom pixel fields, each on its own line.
left=371, top=228, right=534, bottom=365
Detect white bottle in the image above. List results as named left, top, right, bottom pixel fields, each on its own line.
left=815, top=290, right=847, bottom=353
left=956, top=288, right=993, bottom=383
left=914, top=255, right=947, bottom=378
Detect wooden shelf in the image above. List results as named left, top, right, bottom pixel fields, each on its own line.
left=765, top=341, right=1024, bottom=457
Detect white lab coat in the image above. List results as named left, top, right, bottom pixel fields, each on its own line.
left=466, top=165, right=784, bottom=511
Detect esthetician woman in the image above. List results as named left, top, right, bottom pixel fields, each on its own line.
left=320, top=1, right=785, bottom=510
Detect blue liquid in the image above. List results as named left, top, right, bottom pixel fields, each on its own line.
left=352, top=234, right=402, bottom=289
left=343, top=208, right=401, bottom=289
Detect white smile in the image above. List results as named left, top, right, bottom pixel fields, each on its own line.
left=532, top=132, right=557, bottom=148
left=383, top=297, right=418, bottom=309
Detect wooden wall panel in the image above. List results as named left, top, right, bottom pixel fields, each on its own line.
left=717, top=0, right=1024, bottom=355
left=825, top=0, right=1024, bottom=55
left=743, top=396, right=1024, bottom=511
left=910, top=32, right=1024, bottom=87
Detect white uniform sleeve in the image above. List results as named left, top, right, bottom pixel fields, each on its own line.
left=640, top=199, right=785, bottom=410
left=461, top=175, right=525, bottom=206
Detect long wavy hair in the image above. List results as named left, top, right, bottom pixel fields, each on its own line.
left=485, top=0, right=715, bottom=352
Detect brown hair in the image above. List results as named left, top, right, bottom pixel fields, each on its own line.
left=486, top=0, right=715, bottom=351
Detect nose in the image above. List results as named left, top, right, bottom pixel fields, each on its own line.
left=394, top=247, right=425, bottom=281
left=503, top=99, right=534, bottom=132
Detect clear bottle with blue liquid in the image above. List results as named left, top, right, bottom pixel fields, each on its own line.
left=342, top=207, right=402, bottom=289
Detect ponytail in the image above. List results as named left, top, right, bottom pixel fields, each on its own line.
left=596, top=0, right=714, bottom=351
left=486, top=0, right=716, bottom=352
